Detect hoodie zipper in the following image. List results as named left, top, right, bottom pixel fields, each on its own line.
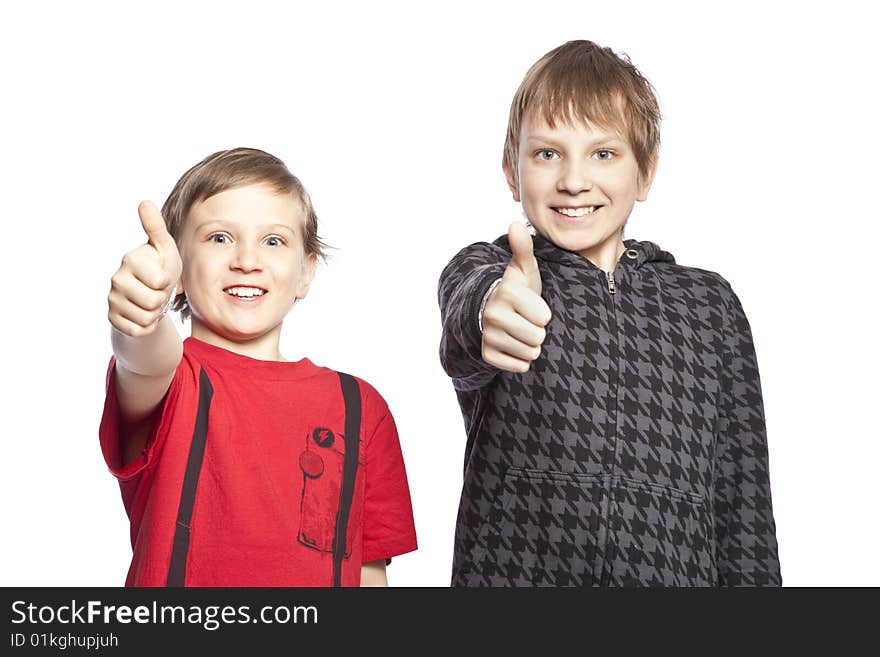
left=598, top=268, right=620, bottom=586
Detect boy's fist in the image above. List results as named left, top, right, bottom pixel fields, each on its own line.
left=108, top=201, right=183, bottom=337
left=480, top=222, right=552, bottom=372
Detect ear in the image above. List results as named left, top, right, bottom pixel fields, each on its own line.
left=173, top=242, right=186, bottom=296
left=174, top=275, right=185, bottom=297
left=296, top=252, right=318, bottom=300
left=636, top=159, right=658, bottom=202
left=502, top=161, right=521, bottom=203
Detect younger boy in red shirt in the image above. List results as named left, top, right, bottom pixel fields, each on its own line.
left=101, top=147, right=417, bottom=586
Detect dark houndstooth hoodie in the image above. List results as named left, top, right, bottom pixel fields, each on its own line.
left=438, top=233, right=782, bottom=586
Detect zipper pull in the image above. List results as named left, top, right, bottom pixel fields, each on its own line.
left=605, top=270, right=616, bottom=294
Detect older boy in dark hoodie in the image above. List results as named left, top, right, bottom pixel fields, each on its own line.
left=439, top=40, right=781, bottom=586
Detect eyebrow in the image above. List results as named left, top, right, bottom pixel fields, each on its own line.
left=526, top=133, right=626, bottom=148
left=196, top=220, right=297, bottom=234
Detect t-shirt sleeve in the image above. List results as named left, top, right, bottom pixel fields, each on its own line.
left=360, top=393, right=418, bottom=565
left=98, top=355, right=187, bottom=482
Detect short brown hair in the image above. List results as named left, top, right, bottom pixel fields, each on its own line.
left=161, top=147, right=328, bottom=320
left=503, top=40, right=661, bottom=186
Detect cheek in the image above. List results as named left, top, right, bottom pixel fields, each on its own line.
left=182, top=256, right=221, bottom=292
left=267, top=257, right=303, bottom=286
left=519, top=171, right=548, bottom=203
left=185, top=258, right=211, bottom=282
left=602, top=164, right=642, bottom=198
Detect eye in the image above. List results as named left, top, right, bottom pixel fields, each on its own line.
left=209, top=233, right=230, bottom=244
left=536, top=149, right=559, bottom=161
left=594, top=149, right=615, bottom=161
left=264, top=236, right=286, bottom=247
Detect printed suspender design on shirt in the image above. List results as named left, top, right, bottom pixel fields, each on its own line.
left=165, top=367, right=362, bottom=587
left=333, top=372, right=361, bottom=587
left=167, top=367, right=214, bottom=587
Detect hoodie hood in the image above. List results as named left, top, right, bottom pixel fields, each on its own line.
left=618, top=238, right=676, bottom=268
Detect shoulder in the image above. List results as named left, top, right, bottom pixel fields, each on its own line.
left=442, top=236, right=512, bottom=269
left=352, top=375, right=392, bottom=418
left=168, top=341, right=206, bottom=388
left=337, top=374, right=401, bottom=448
left=328, top=371, right=392, bottom=421
left=648, top=257, right=738, bottom=299
left=650, top=260, right=750, bottom=328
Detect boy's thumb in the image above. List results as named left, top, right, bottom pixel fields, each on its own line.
left=138, top=200, right=174, bottom=251
left=508, top=222, right=541, bottom=293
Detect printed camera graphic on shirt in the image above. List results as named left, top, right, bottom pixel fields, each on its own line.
left=297, top=426, right=364, bottom=557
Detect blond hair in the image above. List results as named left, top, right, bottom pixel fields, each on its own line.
left=161, top=147, right=328, bottom=320
left=503, top=40, right=661, bottom=185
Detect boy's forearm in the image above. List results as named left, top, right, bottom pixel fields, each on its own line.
left=360, top=560, right=388, bottom=587
left=111, top=315, right=183, bottom=377
left=438, top=245, right=507, bottom=390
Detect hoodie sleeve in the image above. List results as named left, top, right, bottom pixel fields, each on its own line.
left=713, top=281, right=782, bottom=586
left=438, top=241, right=509, bottom=392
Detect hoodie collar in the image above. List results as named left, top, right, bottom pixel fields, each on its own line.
left=511, top=233, right=676, bottom=271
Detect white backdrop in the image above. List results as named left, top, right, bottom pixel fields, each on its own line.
left=2, top=0, right=877, bottom=587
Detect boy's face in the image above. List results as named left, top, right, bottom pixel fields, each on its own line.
left=177, top=183, right=316, bottom=350
left=504, top=112, right=655, bottom=264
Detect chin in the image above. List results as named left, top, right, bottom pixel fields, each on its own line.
left=558, top=227, right=622, bottom=252
left=226, top=325, right=277, bottom=342
left=547, top=233, right=598, bottom=254
left=197, top=320, right=273, bottom=344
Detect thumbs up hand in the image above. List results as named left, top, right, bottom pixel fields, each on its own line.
left=108, top=201, right=184, bottom=337
left=480, top=222, right=552, bottom=372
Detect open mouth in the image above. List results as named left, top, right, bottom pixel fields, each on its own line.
left=223, top=286, right=267, bottom=298
left=553, top=206, right=602, bottom=218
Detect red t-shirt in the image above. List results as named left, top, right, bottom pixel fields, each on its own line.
left=99, top=337, right=417, bottom=586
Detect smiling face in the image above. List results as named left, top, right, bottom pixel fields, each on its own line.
left=177, top=183, right=316, bottom=359
left=504, top=112, right=656, bottom=271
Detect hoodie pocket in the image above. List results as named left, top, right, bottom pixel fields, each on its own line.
left=605, top=479, right=716, bottom=586
left=462, top=467, right=606, bottom=586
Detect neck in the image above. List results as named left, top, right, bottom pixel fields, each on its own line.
left=578, top=234, right=626, bottom=273
left=190, top=321, right=286, bottom=361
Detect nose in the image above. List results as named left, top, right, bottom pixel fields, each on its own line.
left=230, top=240, right=262, bottom=273
left=556, top=159, right=593, bottom=194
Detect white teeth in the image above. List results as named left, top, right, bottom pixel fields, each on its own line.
left=226, top=287, right=265, bottom=298
left=556, top=206, right=597, bottom=217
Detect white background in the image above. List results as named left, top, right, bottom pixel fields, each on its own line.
left=1, top=0, right=877, bottom=587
